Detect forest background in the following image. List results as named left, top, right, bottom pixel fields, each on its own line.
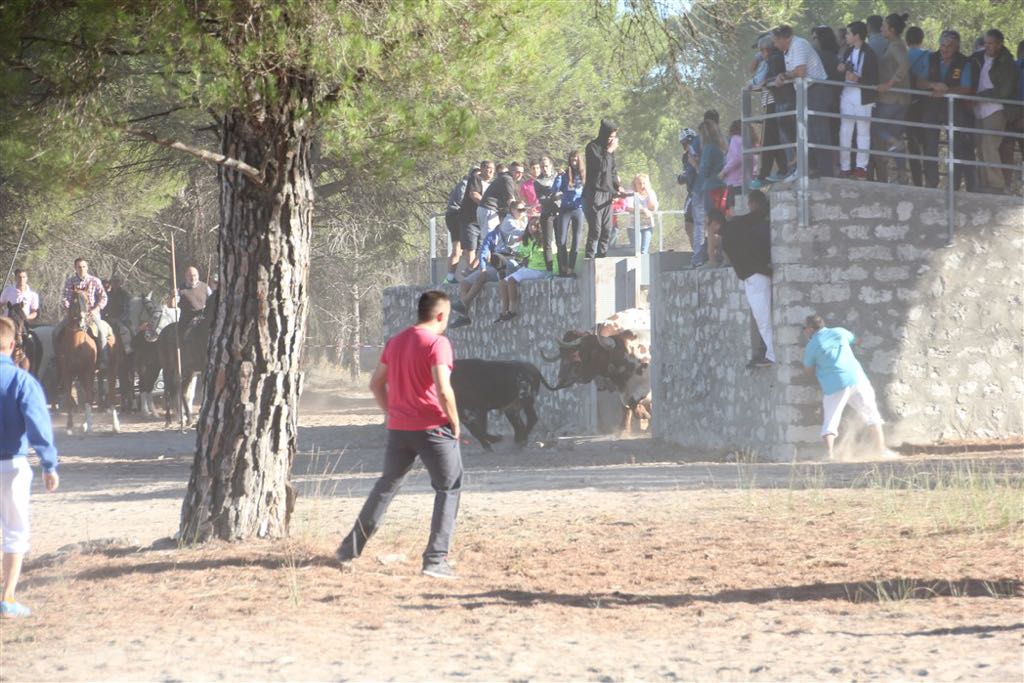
left=3, top=0, right=1021, bottom=374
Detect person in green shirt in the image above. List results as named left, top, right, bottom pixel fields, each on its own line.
left=495, top=217, right=550, bottom=323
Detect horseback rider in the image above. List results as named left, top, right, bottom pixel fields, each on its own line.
left=0, top=270, right=40, bottom=324
left=103, top=275, right=133, bottom=356
left=57, top=257, right=110, bottom=368
left=174, top=266, right=211, bottom=330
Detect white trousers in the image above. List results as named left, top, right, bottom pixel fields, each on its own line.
left=839, top=99, right=873, bottom=171
left=742, top=273, right=775, bottom=362
left=0, top=458, right=33, bottom=554
left=821, top=379, right=883, bottom=437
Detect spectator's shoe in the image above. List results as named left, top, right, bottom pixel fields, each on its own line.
left=782, top=171, right=800, bottom=184
left=838, top=169, right=853, bottom=179
left=493, top=312, right=513, bottom=324
left=853, top=167, right=867, bottom=180
left=543, top=272, right=555, bottom=280
left=443, top=274, right=458, bottom=285
left=422, top=559, right=458, bottom=580
left=451, top=300, right=468, bottom=315
left=765, top=173, right=786, bottom=183
left=449, top=316, right=471, bottom=329
left=747, top=358, right=775, bottom=369
left=0, top=601, right=31, bottom=618
left=749, top=178, right=764, bottom=190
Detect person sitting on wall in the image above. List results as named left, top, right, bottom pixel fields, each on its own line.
left=801, top=313, right=898, bottom=461
left=449, top=201, right=528, bottom=329
left=494, top=216, right=549, bottom=324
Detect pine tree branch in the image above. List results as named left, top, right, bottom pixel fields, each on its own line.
left=126, top=128, right=264, bottom=184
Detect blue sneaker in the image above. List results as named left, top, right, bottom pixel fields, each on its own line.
left=442, top=275, right=457, bottom=285
left=0, top=601, right=31, bottom=618
left=750, top=179, right=764, bottom=190
left=765, top=173, right=786, bottom=183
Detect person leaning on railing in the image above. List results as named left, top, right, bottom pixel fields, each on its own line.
left=837, top=21, right=879, bottom=179
left=747, top=34, right=791, bottom=188
left=771, top=25, right=833, bottom=178
left=906, top=26, right=931, bottom=187
left=968, top=29, right=1018, bottom=194
left=871, top=13, right=911, bottom=184
left=915, top=30, right=976, bottom=191
left=1003, top=40, right=1024, bottom=191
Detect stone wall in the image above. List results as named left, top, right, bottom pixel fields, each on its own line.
left=653, top=178, right=1023, bottom=460
left=649, top=256, right=781, bottom=455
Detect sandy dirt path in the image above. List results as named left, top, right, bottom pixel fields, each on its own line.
left=2, top=390, right=1021, bottom=681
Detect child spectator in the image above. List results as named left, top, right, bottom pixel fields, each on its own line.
left=837, top=21, right=879, bottom=179
left=630, top=173, right=659, bottom=254
left=495, top=217, right=549, bottom=323
left=719, top=120, right=745, bottom=207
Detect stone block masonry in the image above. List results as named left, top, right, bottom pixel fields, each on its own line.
left=652, top=178, right=1023, bottom=460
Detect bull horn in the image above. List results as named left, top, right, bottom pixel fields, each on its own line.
left=596, top=335, right=616, bottom=350
left=540, top=348, right=561, bottom=362
left=556, top=336, right=585, bottom=349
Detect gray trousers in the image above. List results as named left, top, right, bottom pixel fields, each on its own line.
left=340, top=426, right=463, bottom=564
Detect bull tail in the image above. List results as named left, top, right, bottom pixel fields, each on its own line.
left=534, top=366, right=563, bottom=392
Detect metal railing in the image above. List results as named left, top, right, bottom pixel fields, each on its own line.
left=741, top=77, right=1024, bottom=244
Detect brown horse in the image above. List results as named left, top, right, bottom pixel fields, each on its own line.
left=55, top=290, right=120, bottom=434
left=4, top=302, right=41, bottom=375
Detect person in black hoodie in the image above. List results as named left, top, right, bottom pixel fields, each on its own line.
left=707, top=190, right=775, bottom=368
left=583, top=119, right=624, bottom=258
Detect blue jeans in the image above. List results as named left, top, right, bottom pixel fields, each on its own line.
left=690, top=200, right=707, bottom=267
left=557, top=207, right=585, bottom=271
left=339, top=426, right=463, bottom=564
left=640, top=227, right=652, bottom=254
left=873, top=102, right=908, bottom=146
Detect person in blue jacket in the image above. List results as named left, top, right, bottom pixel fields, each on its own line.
left=551, top=149, right=586, bottom=277
left=0, top=316, right=59, bottom=619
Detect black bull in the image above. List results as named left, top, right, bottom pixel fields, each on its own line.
left=451, top=359, right=560, bottom=451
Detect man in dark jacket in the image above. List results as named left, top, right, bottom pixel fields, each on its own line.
left=583, top=119, right=624, bottom=259
left=917, top=31, right=976, bottom=190
left=443, top=164, right=479, bottom=284
left=480, top=162, right=523, bottom=222
left=968, top=29, right=1019, bottom=193
left=707, top=190, right=775, bottom=368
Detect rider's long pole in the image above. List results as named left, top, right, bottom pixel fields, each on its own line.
left=169, top=234, right=186, bottom=433
left=4, top=220, right=29, bottom=286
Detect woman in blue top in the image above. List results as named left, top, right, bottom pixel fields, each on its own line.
left=552, top=149, right=585, bottom=278
left=692, top=118, right=725, bottom=267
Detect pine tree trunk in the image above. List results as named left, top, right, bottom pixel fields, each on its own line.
left=179, top=84, right=314, bottom=542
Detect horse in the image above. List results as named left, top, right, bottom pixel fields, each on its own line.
left=54, top=290, right=120, bottom=434
left=129, top=294, right=179, bottom=416
left=157, top=310, right=211, bottom=428
left=4, top=302, right=42, bottom=376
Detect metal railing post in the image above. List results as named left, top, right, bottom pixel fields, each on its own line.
left=795, top=77, right=809, bottom=230
left=428, top=215, right=438, bottom=283
left=658, top=212, right=664, bottom=252
left=633, top=195, right=641, bottom=257
left=946, top=96, right=956, bottom=245
left=741, top=87, right=753, bottom=197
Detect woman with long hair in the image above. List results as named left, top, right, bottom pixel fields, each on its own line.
left=873, top=12, right=912, bottom=183
left=630, top=173, right=659, bottom=254
left=552, top=149, right=586, bottom=276
left=693, top=118, right=725, bottom=267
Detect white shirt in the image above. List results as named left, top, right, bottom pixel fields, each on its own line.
left=0, top=284, right=39, bottom=318
left=784, top=36, right=828, bottom=81
left=975, top=55, right=1003, bottom=120
left=840, top=47, right=871, bottom=108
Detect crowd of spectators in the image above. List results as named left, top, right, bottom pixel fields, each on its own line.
left=745, top=16, right=1023, bottom=194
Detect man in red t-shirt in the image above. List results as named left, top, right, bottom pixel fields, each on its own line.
left=336, top=290, right=463, bottom=579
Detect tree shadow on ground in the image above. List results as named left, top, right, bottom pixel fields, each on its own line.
left=416, top=578, right=1023, bottom=609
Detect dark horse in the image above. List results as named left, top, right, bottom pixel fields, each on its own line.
left=4, top=302, right=42, bottom=376
left=157, top=311, right=211, bottom=428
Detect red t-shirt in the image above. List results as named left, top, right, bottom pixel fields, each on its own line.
left=381, top=326, right=454, bottom=431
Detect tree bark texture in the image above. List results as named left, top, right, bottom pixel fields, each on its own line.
left=179, top=79, right=314, bottom=542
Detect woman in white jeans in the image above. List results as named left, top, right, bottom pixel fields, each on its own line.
left=836, top=21, right=880, bottom=178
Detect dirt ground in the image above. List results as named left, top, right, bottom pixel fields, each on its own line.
left=1, top=380, right=1022, bottom=682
